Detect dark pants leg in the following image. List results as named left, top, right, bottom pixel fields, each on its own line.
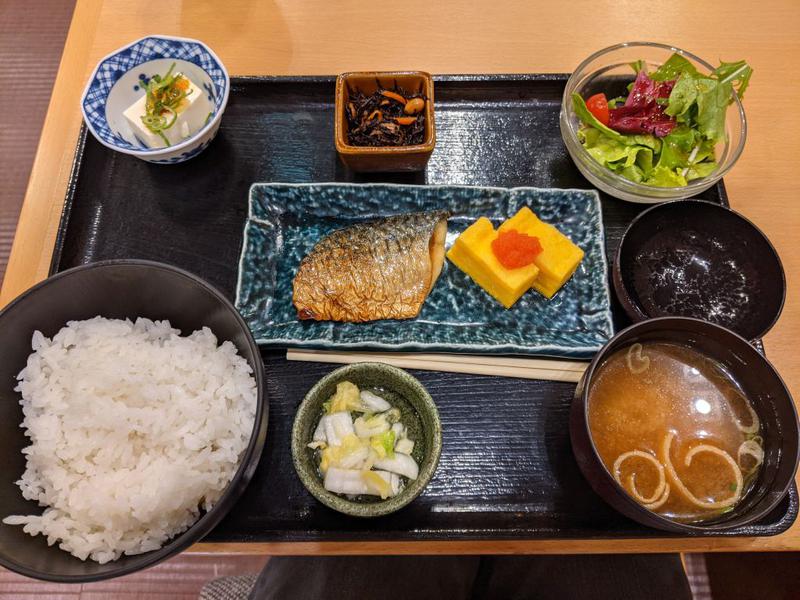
left=249, top=555, right=480, bottom=600
left=249, top=554, right=691, bottom=600
left=472, top=554, right=693, bottom=600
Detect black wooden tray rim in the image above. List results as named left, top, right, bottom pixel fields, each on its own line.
left=54, top=74, right=796, bottom=543
left=228, top=73, right=574, bottom=83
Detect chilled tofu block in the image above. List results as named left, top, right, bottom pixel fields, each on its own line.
left=123, top=75, right=210, bottom=149
left=447, top=217, right=540, bottom=308
left=499, top=207, right=584, bottom=298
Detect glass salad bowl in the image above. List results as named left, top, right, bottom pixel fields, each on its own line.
left=559, top=42, right=747, bottom=204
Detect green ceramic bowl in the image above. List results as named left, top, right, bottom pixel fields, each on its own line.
left=291, top=362, right=442, bottom=517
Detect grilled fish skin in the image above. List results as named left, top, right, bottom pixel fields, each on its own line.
left=293, top=211, right=449, bottom=322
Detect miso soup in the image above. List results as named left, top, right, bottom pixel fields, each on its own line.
left=588, top=342, right=763, bottom=523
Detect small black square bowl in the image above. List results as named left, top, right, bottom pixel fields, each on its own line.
left=0, top=260, right=267, bottom=582
left=570, top=317, right=799, bottom=533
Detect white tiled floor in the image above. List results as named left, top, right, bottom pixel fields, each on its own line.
left=684, top=553, right=712, bottom=600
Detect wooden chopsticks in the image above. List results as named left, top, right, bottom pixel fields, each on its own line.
left=286, top=349, right=588, bottom=383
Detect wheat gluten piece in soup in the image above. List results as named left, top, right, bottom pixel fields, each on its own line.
left=3, top=317, right=257, bottom=563
left=587, top=342, right=763, bottom=523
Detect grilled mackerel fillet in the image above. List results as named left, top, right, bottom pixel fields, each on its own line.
left=293, top=211, right=449, bottom=322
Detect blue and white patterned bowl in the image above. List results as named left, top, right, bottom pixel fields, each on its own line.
left=80, top=35, right=229, bottom=164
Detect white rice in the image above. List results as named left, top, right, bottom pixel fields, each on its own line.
left=3, top=317, right=257, bottom=564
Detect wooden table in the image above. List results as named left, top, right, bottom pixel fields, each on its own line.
left=3, top=0, right=799, bottom=554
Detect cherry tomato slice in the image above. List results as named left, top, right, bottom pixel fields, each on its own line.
left=586, top=93, right=610, bottom=126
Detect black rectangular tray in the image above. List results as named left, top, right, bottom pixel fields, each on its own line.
left=56, top=75, right=797, bottom=542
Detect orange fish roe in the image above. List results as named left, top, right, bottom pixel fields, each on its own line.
left=491, top=229, right=543, bottom=269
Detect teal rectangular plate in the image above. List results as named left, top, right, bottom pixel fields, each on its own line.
left=235, top=183, right=613, bottom=358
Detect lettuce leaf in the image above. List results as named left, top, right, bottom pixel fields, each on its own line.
left=629, top=59, right=647, bottom=74
left=685, top=161, right=717, bottom=181
left=578, top=128, right=657, bottom=183
left=664, top=74, right=698, bottom=120
left=635, top=146, right=654, bottom=173
left=693, top=139, right=717, bottom=163
left=665, top=125, right=699, bottom=151
left=654, top=126, right=697, bottom=170
left=607, top=96, right=626, bottom=109
left=651, top=53, right=699, bottom=82
left=662, top=57, right=752, bottom=144
left=619, top=165, right=645, bottom=183
left=580, top=128, right=636, bottom=163
left=713, top=59, right=753, bottom=99
left=668, top=75, right=738, bottom=143
left=694, top=78, right=732, bottom=142
left=579, top=128, right=650, bottom=164
left=578, top=125, right=715, bottom=186
left=648, top=166, right=688, bottom=187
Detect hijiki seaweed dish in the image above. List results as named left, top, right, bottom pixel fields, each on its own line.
left=345, top=83, right=427, bottom=146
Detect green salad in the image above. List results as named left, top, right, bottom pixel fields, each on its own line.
left=572, top=54, right=752, bottom=187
